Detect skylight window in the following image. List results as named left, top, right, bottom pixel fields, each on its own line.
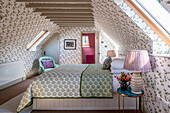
left=132, top=0, right=170, bottom=36
left=27, top=30, right=49, bottom=51
left=82, top=36, right=90, bottom=47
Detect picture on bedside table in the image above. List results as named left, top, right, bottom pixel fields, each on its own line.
left=64, top=39, right=76, bottom=50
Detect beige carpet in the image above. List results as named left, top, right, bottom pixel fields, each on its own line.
left=0, top=76, right=38, bottom=105
left=0, top=92, right=32, bottom=113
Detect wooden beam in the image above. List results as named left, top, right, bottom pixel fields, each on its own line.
left=41, top=13, right=93, bottom=17
left=53, top=21, right=94, bottom=23
left=124, top=0, right=170, bottom=47
left=46, top=17, right=93, bottom=19
left=55, top=22, right=94, bottom=24
left=50, top=18, right=93, bottom=21
left=26, top=3, right=92, bottom=9
left=16, top=0, right=91, bottom=3
left=57, top=23, right=94, bottom=27
left=54, top=22, right=94, bottom=25
left=59, top=25, right=94, bottom=27
left=34, top=9, right=93, bottom=13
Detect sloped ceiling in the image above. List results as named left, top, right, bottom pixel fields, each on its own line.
left=0, top=0, right=59, bottom=77
left=92, top=0, right=152, bottom=55
left=14, top=0, right=169, bottom=55
left=114, top=0, right=170, bottom=54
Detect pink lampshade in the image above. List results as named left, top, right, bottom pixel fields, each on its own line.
left=123, top=50, right=151, bottom=72
left=107, top=50, right=116, bottom=57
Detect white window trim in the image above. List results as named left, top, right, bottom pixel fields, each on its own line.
left=27, top=30, right=49, bottom=51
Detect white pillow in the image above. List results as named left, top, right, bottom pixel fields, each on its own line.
left=110, top=59, right=132, bottom=74
left=110, top=59, right=124, bottom=69
left=111, top=69, right=132, bottom=74
left=112, top=57, right=125, bottom=61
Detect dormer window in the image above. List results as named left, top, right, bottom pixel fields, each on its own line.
left=27, top=30, right=49, bottom=51
left=132, top=0, right=170, bottom=36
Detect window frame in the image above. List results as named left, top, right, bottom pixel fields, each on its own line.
left=123, top=0, right=170, bottom=47
left=27, top=30, right=49, bottom=51
left=82, top=35, right=90, bottom=47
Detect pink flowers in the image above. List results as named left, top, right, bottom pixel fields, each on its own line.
left=116, top=72, right=132, bottom=85
left=125, top=75, right=131, bottom=81
left=118, top=75, right=121, bottom=80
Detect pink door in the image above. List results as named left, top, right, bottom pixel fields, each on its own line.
left=82, top=33, right=95, bottom=64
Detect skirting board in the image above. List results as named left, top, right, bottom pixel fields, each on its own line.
left=0, top=77, right=23, bottom=90
left=33, top=94, right=139, bottom=110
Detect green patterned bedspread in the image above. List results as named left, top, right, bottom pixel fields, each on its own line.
left=81, top=64, right=113, bottom=97
left=17, top=64, right=113, bottom=112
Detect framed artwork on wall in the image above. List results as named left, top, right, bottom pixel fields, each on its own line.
left=64, top=39, right=76, bottom=50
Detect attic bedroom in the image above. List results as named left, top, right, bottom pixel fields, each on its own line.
left=0, top=0, right=169, bottom=113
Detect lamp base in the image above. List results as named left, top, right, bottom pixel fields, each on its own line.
left=130, top=71, right=143, bottom=94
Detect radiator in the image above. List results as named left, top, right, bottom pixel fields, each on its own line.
left=0, top=61, right=25, bottom=90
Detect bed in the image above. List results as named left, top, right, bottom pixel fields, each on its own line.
left=17, top=63, right=136, bottom=113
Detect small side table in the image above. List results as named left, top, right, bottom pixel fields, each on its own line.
left=117, top=87, right=144, bottom=113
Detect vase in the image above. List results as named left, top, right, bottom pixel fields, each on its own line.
left=121, top=82, right=128, bottom=90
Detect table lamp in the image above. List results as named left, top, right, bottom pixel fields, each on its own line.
left=123, top=50, right=151, bottom=94
left=107, top=50, right=116, bottom=57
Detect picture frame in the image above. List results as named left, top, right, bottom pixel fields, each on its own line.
left=64, top=39, right=76, bottom=50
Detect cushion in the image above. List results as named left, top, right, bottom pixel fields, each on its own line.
left=102, top=57, right=112, bottom=70
left=112, top=56, right=125, bottom=61
left=110, top=59, right=124, bottom=69
left=111, top=69, right=132, bottom=74
left=41, top=59, right=54, bottom=69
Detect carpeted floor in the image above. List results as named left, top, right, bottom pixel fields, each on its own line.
left=0, top=92, right=32, bottom=113
left=0, top=75, right=38, bottom=105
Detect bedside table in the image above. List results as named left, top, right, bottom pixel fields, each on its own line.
left=117, top=87, right=144, bottom=113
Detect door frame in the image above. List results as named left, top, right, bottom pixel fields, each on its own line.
left=81, top=31, right=98, bottom=64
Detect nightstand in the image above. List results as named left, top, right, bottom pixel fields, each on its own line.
left=117, top=86, right=144, bottom=113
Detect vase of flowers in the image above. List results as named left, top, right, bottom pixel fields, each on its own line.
left=117, top=72, right=132, bottom=90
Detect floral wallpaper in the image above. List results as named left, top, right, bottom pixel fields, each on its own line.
left=92, top=0, right=170, bottom=113
left=114, top=0, right=170, bottom=54
left=142, top=55, right=170, bottom=113
left=0, top=0, right=59, bottom=78
left=59, top=27, right=98, bottom=65
left=92, top=0, right=153, bottom=56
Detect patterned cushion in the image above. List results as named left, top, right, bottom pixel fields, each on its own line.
left=102, top=57, right=112, bottom=70
left=41, top=59, right=54, bottom=69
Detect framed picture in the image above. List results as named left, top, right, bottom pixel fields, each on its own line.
left=64, top=39, right=76, bottom=50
